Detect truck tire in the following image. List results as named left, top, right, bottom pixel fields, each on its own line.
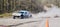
left=30, top=15, right=32, bottom=17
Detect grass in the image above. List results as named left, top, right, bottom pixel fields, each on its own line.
left=0, top=13, right=12, bottom=18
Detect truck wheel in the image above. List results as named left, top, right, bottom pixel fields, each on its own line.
left=13, top=16, right=16, bottom=19
left=30, top=15, right=32, bottom=17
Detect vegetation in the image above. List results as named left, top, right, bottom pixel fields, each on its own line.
left=0, top=0, right=60, bottom=14
left=0, top=0, right=44, bottom=14
left=42, top=0, right=60, bottom=7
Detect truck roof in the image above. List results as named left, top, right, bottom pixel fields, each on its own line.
left=19, top=10, right=29, bottom=12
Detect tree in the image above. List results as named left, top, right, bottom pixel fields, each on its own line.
left=0, top=0, right=44, bottom=14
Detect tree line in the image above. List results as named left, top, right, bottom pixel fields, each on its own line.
left=0, top=0, right=44, bottom=14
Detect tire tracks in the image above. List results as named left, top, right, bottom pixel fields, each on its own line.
left=8, top=19, right=44, bottom=27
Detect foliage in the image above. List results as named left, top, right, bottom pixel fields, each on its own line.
left=0, top=0, right=44, bottom=14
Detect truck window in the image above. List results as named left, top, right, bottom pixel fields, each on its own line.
left=25, top=12, right=27, bottom=14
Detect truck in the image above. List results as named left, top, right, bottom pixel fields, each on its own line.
left=12, top=10, right=32, bottom=19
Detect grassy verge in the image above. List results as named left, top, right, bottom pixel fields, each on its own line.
left=0, top=13, right=12, bottom=18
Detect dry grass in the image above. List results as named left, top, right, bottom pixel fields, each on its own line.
left=0, top=13, right=12, bottom=18
left=45, top=4, right=52, bottom=8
